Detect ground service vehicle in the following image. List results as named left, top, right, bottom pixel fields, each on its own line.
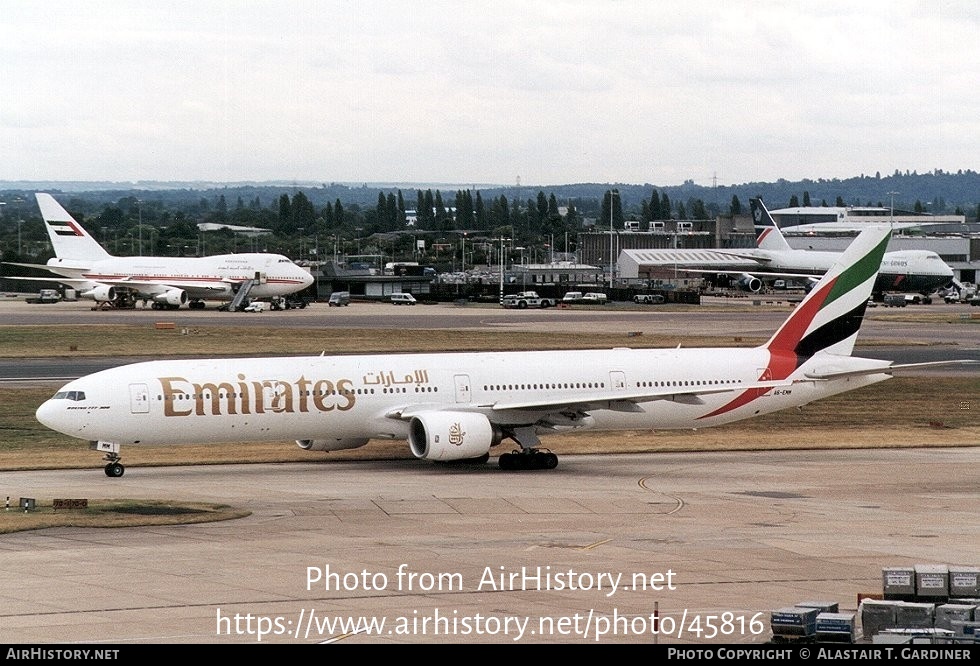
left=26, top=289, right=61, bottom=304
left=882, top=294, right=907, bottom=307
left=633, top=294, right=665, bottom=305
left=269, top=296, right=310, bottom=310
left=501, top=291, right=557, bottom=309
left=327, top=291, right=350, bottom=307
left=391, top=293, right=417, bottom=305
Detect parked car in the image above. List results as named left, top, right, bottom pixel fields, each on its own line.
left=390, top=293, right=417, bottom=305
left=327, top=291, right=350, bottom=307
left=562, top=291, right=584, bottom=303
left=582, top=292, right=608, bottom=304
left=633, top=294, right=665, bottom=305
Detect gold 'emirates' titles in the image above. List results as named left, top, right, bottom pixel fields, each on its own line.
left=160, top=374, right=356, bottom=417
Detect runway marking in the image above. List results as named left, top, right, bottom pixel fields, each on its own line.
left=578, top=538, right=612, bottom=551
left=320, top=629, right=365, bottom=643
left=637, top=475, right=685, bottom=515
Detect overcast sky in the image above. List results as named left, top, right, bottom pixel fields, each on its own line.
left=1, top=1, right=976, bottom=188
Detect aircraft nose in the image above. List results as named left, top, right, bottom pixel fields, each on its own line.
left=35, top=399, right=66, bottom=433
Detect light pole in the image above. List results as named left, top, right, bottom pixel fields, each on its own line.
left=460, top=233, right=466, bottom=275
left=497, top=236, right=511, bottom=304
left=514, top=246, right=526, bottom=289
left=887, top=191, right=899, bottom=230
left=137, top=199, right=143, bottom=256
left=608, top=189, right=619, bottom=289
left=17, top=219, right=23, bottom=256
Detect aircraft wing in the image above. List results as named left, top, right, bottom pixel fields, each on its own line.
left=707, top=249, right=773, bottom=263
left=678, top=267, right=822, bottom=280
left=92, top=278, right=235, bottom=298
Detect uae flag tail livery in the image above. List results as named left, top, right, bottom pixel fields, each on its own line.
left=701, top=226, right=891, bottom=421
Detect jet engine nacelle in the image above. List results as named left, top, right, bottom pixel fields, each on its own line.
left=408, top=412, right=502, bottom=461
left=296, top=438, right=370, bottom=452
left=736, top=273, right=763, bottom=293
left=153, top=289, right=188, bottom=307
left=80, top=285, right=117, bottom=302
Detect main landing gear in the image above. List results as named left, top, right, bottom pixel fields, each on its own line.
left=498, top=449, right=558, bottom=470
left=497, top=426, right=559, bottom=470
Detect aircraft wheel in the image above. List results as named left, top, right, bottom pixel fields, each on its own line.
left=541, top=452, right=558, bottom=469
left=498, top=452, right=515, bottom=470
left=105, top=462, right=125, bottom=478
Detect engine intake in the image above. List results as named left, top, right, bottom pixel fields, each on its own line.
left=408, top=412, right=502, bottom=461
left=736, top=273, right=763, bottom=293
left=80, top=285, right=116, bottom=302
left=153, top=289, right=188, bottom=306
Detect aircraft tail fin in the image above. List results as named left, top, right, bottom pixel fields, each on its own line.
left=749, top=197, right=793, bottom=252
left=764, top=225, right=891, bottom=359
left=35, top=193, right=113, bottom=262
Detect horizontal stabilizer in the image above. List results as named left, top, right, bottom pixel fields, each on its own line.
left=806, top=359, right=978, bottom=380
left=4, top=261, right=89, bottom=272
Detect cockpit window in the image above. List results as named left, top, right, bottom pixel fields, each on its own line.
left=53, top=391, right=86, bottom=401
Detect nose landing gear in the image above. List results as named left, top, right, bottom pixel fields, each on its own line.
left=91, top=440, right=126, bottom=478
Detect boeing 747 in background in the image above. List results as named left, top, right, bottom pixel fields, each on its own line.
left=3, top=193, right=314, bottom=310
left=36, top=226, right=973, bottom=477
left=622, top=198, right=953, bottom=297
left=723, top=198, right=954, bottom=296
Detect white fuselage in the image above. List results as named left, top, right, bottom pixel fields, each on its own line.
left=754, top=248, right=947, bottom=276
left=42, top=252, right=313, bottom=301
left=36, top=347, right=890, bottom=450
left=745, top=249, right=952, bottom=292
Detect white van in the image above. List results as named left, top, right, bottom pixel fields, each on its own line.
left=390, top=293, right=417, bottom=305
left=327, top=291, right=350, bottom=307
left=582, top=292, right=607, bottom=304
left=562, top=291, right=584, bottom=303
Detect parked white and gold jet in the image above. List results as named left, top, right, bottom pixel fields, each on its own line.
left=6, top=193, right=313, bottom=309
left=36, top=226, right=968, bottom=476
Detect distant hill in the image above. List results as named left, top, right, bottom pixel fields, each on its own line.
left=2, top=169, right=977, bottom=217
